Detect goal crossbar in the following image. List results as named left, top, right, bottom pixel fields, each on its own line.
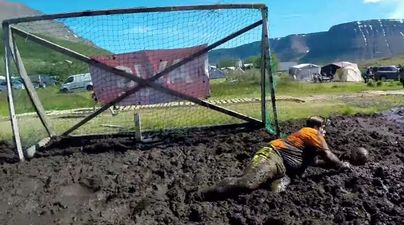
left=3, top=4, right=267, bottom=25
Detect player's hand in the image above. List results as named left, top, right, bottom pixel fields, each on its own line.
left=339, top=161, right=351, bottom=171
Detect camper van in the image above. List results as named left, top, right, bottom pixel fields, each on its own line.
left=60, top=73, right=93, bottom=93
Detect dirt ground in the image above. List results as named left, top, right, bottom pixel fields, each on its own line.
left=0, top=108, right=403, bottom=225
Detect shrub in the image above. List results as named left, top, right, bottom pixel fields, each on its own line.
left=367, top=80, right=375, bottom=87
left=387, top=82, right=396, bottom=87
left=224, top=69, right=261, bottom=84
left=376, top=81, right=383, bottom=87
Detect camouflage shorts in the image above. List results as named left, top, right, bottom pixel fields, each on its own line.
left=250, top=146, right=286, bottom=179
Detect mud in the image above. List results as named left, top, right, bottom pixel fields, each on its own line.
left=0, top=108, right=403, bottom=225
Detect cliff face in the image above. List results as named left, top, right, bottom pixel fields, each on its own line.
left=298, top=19, right=404, bottom=63
left=210, top=19, right=404, bottom=64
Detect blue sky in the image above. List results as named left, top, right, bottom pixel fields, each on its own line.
left=9, top=0, right=404, bottom=38
left=7, top=0, right=404, bottom=53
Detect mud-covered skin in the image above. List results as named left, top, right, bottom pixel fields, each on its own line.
left=0, top=109, right=403, bottom=225
left=198, top=149, right=286, bottom=201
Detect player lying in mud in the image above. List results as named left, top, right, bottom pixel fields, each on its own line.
left=196, top=116, right=357, bottom=201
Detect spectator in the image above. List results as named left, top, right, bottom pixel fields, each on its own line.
left=399, top=65, right=404, bottom=87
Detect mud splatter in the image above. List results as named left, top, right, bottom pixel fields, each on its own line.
left=0, top=109, right=403, bottom=224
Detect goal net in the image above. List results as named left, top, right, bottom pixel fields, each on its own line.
left=2, top=4, right=278, bottom=159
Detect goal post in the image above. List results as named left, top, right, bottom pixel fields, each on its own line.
left=2, top=24, right=24, bottom=161
left=2, top=4, right=279, bottom=160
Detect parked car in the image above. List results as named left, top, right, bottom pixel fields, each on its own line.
left=374, top=66, right=400, bottom=81
left=313, top=73, right=333, bottom=83
left=60, top=73, right=93, bottom=93
left=29, top=75, right=57, bottom=88
left=0, top=79, right=25, bottom=92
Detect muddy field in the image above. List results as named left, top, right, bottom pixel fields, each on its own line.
left=0, top=108, right=403, bottom=225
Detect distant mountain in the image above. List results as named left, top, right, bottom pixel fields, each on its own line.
left=0, top=0, right=107, bottom=80
left=209, top=19, right=404, bottom=65
left=0, top=0, right=39, bottom=22
left=0, top=0, right=86, bottom=42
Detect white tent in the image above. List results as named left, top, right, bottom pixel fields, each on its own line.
left=289, top=63, right=320, bottom=81
left=332, top=62, right=363, bottom=82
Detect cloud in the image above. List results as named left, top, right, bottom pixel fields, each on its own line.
left=363, top=0, right=383, bottom=3
left=363, top=0, right=404, bottom=19
left=389, top=0, right=404, bottom=18
left=386, top=0, right=404, bottom=19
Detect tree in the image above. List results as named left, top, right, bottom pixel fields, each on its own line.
left=270, top=54, right=279, bottom=72
left=245, top=56, right=258, bottom=64
left=245, top=54, right=279, bottom=72
left=217, top=58, right=238, bottom=68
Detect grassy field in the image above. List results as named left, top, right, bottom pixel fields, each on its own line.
left=0, top=70, right=403, bottom=147
left=1, top=73, right=403, bottom=117
left=0, top=87, right=94, bottom=117
left=211, top=73, right=403, bottom=98
left=1, top=94, right=403, bottom=148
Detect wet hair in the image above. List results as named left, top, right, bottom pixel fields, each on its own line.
left=306, top=116, right=324, bottom=128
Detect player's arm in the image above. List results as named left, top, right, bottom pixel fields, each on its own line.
left=313, top=132, right=349, bottom=169
left=318, top=149, right=349, bottom=169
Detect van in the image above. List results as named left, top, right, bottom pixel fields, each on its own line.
left=60, top=73, right=93, bottom=93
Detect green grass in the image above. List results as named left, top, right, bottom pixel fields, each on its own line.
left=275, top=77, right=403, bottom=96
left=276, top=96, right=404, bottom=119
left=1, top=71, right=403, bottom=117
left=0, top=87, right=94, bottom=117
left=210, top=71, right=403, bottom=99
left=1, top=94, right=403, bottom=147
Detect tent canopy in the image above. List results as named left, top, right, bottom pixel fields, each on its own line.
left=289, top=63, right=320, bottom=81
left=322, top=61, right=364, bottom=82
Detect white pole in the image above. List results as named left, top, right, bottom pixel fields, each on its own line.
left=134, top=112, right=142, bottom=141
left=3, top=25, right=24, bottom=161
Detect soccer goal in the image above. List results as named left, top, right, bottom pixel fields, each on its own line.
left=2, top=4, right=278, bottom=161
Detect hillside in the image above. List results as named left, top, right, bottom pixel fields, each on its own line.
left=0, top=0, right=108, bottom=80
left=0, top=0, right=38, bottom=22
left=209, top=19, right=404, bottom=65
left=360, top=54, right=404, bottom=69
left=0, top=0, right=87, bottom=42
left=0, top=27, right=109, bottom=81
